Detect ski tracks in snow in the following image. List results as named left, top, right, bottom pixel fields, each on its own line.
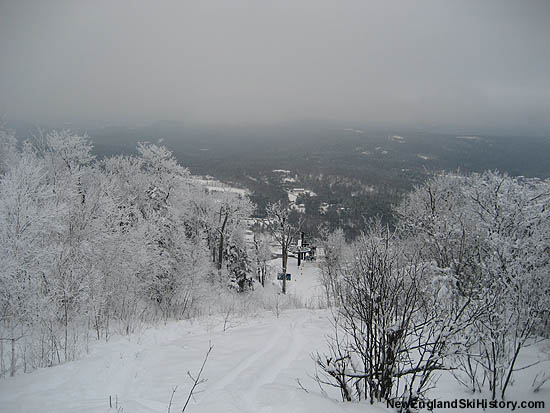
left=199, top=311, right=310, bottom=412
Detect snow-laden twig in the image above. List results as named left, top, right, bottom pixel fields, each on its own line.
left=181, top=343, right=213, bottom=412
left=167, top=386, right=178, bottom=413
left=532, top=371, right=548, bottom=393
left=296, top=378, right=309, bottom=393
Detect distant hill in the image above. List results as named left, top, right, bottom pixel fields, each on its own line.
left=9, top=120, right=550, bottom=238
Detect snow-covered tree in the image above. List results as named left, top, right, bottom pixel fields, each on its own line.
left=252, top=233, right=272, bottom=287
left=0, top=127, right=18, bottom=174
left=316, top=222, right=475, bottom=404
left=317, top=227, right=349, bottom=307
left=265, top=201, right=302, bottom=294
left=0, top=130, right=254, bottom=375
left=0, top=149, right=57, bottom=374
left=397, top=171, right=550, bottom=398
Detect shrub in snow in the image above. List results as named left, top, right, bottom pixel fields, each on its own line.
left=397, top=171, right=550, bottom=399
left=316, top=171, right=549, bottom=404
left=316, top=222, right=475, bottom=405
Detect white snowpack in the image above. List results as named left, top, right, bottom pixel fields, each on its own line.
left=0, top=258, right=548, bottom=412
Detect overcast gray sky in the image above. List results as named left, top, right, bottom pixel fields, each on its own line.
left=1, top=0, right=549, bottom=133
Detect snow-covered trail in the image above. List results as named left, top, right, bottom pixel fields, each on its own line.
left=0, top=309, right=373, bottom=413
left=269, top=255, right=327, bottom=308
left=197, top=310, right=317, bottom=412
left=0, top=257, right=379, bottom=413
left=1, top=255, right=548, bottom=412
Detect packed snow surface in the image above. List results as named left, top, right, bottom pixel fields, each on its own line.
left=1, top=257, right=549, bottom=412
left=0, top=308, right=387, bottom=413
left=0, top=259, right=373, bottom=413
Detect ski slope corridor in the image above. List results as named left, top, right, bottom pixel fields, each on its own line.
left=1, top=258, right=548, bottom=412
left=0, top=309, right=387, bottom=413
left=0, top=258, right=385, bottom=412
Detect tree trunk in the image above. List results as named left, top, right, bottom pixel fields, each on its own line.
left=10, top=338, right=16, bottom=377
left=218, top=232, right=224, bottom=272
left=282, top=247, right=288, bottom=294
left=0, top=338, right=4, bottom=377
left=217, top=212, right=229, bottom=273
left=64, top=296, right=68, bottom=362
